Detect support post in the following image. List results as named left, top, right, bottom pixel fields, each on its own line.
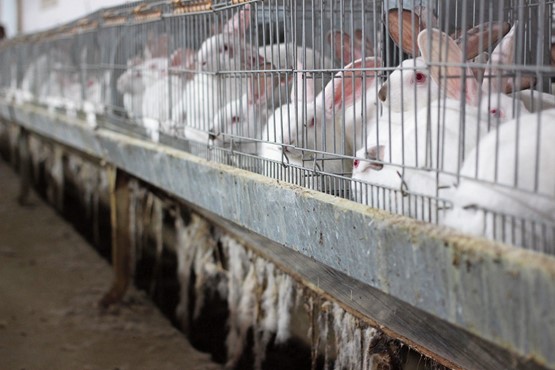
left=17, top=127, right=31, bottom=205
left=99, top=166, right=132, bottom=308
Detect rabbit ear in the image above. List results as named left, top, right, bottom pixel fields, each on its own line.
left=146, top=33, right=169, bottom=58
left=506, top=76, right=536, bottom=92
left=222, top=4, right=251, bottom=34
left=171, top=48, right=196, bottom=67
left=387, top=8, right=425, bottom=56
left=482, top=23, right=518, bottom=94
left=324, top=57, right=382, bottom=115
left=211, top=20, right=223, bottom=35
left=469, top=51, right=489, bottom=82
left=353, top=29, right=373, bottom=58
left=170, top=48, right=184, bottom=67
left=170, top=48, right=196, bottom=80
left=291, top=61, right=315, bottom=103
left=413, top=5, right=439, bottom=29
left=127, top=56, right=143, bottom=67
left=183, top=48, right=197, bottom=66
left=418, top=29, right=480, bottom=106
left=327, top=31, right=354, bottom=64
left=456, top=21, right=511, bottom=60
left=247, top=60, right=277, bottom=105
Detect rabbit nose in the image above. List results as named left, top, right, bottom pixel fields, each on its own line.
left=378, top=84, right=387, bottom=102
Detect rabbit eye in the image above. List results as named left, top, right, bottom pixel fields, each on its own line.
left=353, top=159, right=360, bottom=168
left=231, top=116, right=240, bottom=124
left=490, top=108, right=504, bottom=118
left=415, top=72, right=426, bottom=84
left=308, top=117, right=315, bottom=128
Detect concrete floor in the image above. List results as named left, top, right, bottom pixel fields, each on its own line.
left=0, top=159, right=221, bottom=370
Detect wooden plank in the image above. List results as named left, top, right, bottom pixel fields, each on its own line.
left=99, top=167, right=133, bottom=308
left=16, top=127, right=31, bottom=206
left=188, top=203, right=549, bottom=370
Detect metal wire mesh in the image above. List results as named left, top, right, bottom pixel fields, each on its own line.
left=0, top=0, right=554, bottom=252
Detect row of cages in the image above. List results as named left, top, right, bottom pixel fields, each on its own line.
left=1, top=0, right=555, bottom=253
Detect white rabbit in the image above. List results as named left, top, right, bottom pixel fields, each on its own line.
left=85, top=71, right=112, bottom=113
left=196, top=4, right=256, bottom=73
left=47, top=70, right=110, bottom=119
left=512, top=89, right=555, bottom=113
left=173, top=6, right=261, bottom=143
left=351, top=28, right=528, bottom=220
left=377, top=41, right=494, bottom=113
left=67, top=70, right=110, bottom=114
left=257, top=43, right=334, bottom=104
left=19, top=55, right=49, bottom=103
left=256, top=29, right=371, bottom=98
left=256, top=28, right=366, bottom=76
left=213, top=40, right=340, bottom=153
left=381, top=12, right=513, bottom=114
left=79, top=71, right=112, bottom=128
left=258, top=80, right=342, bottom=189
left=173, top=70, right=255, bottom=146
left=4, top=61, right=18, bottom=100
left=21, top=54, right=50, bottom=98
left=117, top=56, right=144, bottom=119
left=441, top=110, right=555, bottom=250
left=20, top=49, right=71, bottom=102
left=141, top=48, right=196, bottom=142
left=259, top=57, right=381, bottom=191
left=388, top=6, right=510, bottom=59
left=351, top=111, right=443, bottom=221
left=325, top=57, right=384, bottom=152
left=172, top=72, right=219, bottom=145
left=210, top=60, right=286, bottom=154
left=117, top=56, right=168, bottom=120
left=258, top=43, right=334, bottom=71
left=61, top=74, right=84, bottom=112
left=377, top=56, right=438, bottom=114
left=38, top=65, right=73, bottom=108
left=116, top=33, right=171, bottom=120
left=279, top=57, right=382, bottom=152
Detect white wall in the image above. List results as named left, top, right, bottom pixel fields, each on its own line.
left=0, top=0, right=18, bottom=37
left=20, top=0, right=134, bottom=34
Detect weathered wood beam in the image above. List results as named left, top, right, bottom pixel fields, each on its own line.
left=99, top=166, right=132, bottom=308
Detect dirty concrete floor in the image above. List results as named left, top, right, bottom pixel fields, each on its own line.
left=0, top=160, right=221, bottom=370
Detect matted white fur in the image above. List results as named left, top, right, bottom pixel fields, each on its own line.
left=224, top=236, right=253, bottom=369
left=362, top=327, right=378, bottom=370
left=331, top=303, right=379, bottom=370
left=275, top=273, right=294, bottom=344
left=222, top=236, right=298, bottom=370
left=174, top=212, right=227, bottom=334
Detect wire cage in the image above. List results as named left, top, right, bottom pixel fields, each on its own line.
left=1, top=0, right=554, bottom=253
